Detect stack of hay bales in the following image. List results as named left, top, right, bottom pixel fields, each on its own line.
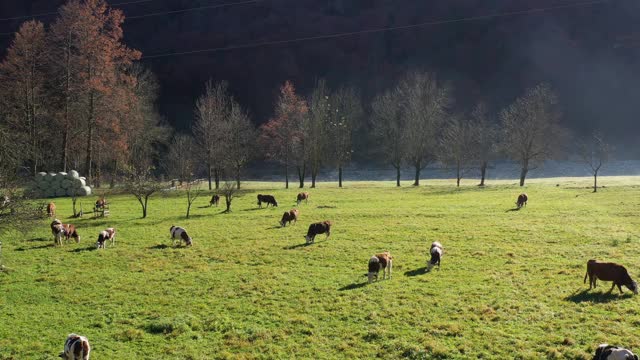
left=33, top=170, right=92, bottom=198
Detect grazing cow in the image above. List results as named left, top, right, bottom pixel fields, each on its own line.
left=60, top=224, right=81, bottom=244
left=47, top=202, right=56, bottom=217
left=296, top=192, right=310, bottom=205
left=584, top=259, right=638, bottom=294
left=210, top=194, right=220, bottom=207
left=305, top=221, right=332, bottom=244
left=516, top=193, right=528, bottom=209
left=594, top=344, right=638, bottom=360
left=368, top=251, right=393, bottom=283
left=59, top=333, right=90, bottom=360
left=170, top=225, right=193, bottom=247
left=427, top=241, right=443, bottom=271
left=96, top=228, right=116, bottom=249
left=279, top=209, right=299, bottom=227
left=257, top=194, right=278, bottom=208
left=95, top=197, right=107, bottom=210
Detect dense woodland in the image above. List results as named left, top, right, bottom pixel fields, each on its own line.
left=0, top=0, right=622, bottom=194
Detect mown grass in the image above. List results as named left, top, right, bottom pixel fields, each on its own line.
left=1, top=176, right=639, bottom=359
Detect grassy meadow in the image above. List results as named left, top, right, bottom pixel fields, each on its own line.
left=1, top=176, right=640, bottom=359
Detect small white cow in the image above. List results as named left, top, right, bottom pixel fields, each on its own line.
left=594, top=344, right=638, bottom=360
left=59, top=334, right=90, bottom=360
left=427, top=241, right=443, bottom=271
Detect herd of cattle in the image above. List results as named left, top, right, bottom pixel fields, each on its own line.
left=44, top=191, right=638, bottom=359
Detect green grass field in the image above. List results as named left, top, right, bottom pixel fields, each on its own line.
left=1, top=177, right=639, bottom=359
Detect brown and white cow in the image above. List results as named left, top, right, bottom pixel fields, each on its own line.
left=170, top=225, right=193, bottom=247
left=427, top=241, right=443, bottom=271
left=61, top=224, right=81, bottom=244
left=210, top=194, right=220, bottom=207
left=51, top=219, right=64, bottom=246
left=280, top=209, right=299, bottom=227
left=593, top=344, right=638, bottom=360
left=305, top=221, right=332, bottom=244
left=47, top=202, right=56, bottom=218
left=584, top=259, right=638, bottom=295
left=59, top=333, right=90, bottom=360
left=516, top=193, right=528, bottom=209
left=96, top=228, right=116, bottom=249
left=368, top=251, right=393, bottom=283
left=296, top=192, right=310, bottom=205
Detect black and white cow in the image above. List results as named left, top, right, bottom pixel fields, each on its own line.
left=427, top=241, right=443, bottom=271
left=96, top=228, right=116, bottom=249
left=368, top=251, right=393, bottom=283
left=593, top=344, right=638, bottom=360
left=170, top=225, right=193, bottom=247
left=59, top=334, right=90, bottom=360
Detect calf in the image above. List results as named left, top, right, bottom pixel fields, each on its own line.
left=368, top=251, right=393, bottom=283
left=51, top=219, right=64, bottom=246
left=296, top=192, right=310, bottom=205
left=47, top=202, right=56, bottom=217
left=95, top=197, right=107, bottom=210
left=594, top=344, right=638, bottom=360
left=584, top=259, right=638, bottom=295
left=305, top=221, right=332, bottom=244
left=59, top=334, right=90, bottom=360
left=96, top=228, right=116, bottom=249
left=257, top=194, right=278, bottom=208
left=427, top=241, right=443, bottom=271
left=516, top=193, right=528, bottom=209
left=61, top=224, right=81, bottom=244
left=170, top=225, right=193, bottom=247
left=210, top=194, right=220, bottom=207
left=279, top=209, right=299, bottom=227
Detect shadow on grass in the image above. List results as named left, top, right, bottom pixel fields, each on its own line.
left=338, top=282, right=368, bottom=291
left=505, top=207, right=521, bottom=212
left=149, top=244, right=169, bottom=250
left=70, top=246, right=97, bottom=253
left=15, top=243, right=54, bottom=251
left=283, top=243, right=310, bottom=250
left=316, top=205, right=336, bottom=209
left=564, top=289, right=633, bottom=303
left=266, top=226, right=282, bottom=230
left=404, top=267, right=428, bottom=277
left=242, top=207, right=269, bottom=211
left=26, top=237, right=49, bottom=242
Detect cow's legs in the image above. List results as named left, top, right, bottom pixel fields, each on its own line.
left=618, top=284, right=624, bottom=294
left=608, top=282, right=616, bottom=293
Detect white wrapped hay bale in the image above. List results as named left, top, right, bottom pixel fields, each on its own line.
left=73, top=178, right=86, bottom=189
left=68, top=170, right=79, bottom=179
left=55, top=188, right=66, bottom=197
left=77, top=186, right=92, bottom=196
left=60, top=179, right=72, bottom=189
left=57, top=172, right=67, bottom=178
left=45, top=173, right=56, bottom=182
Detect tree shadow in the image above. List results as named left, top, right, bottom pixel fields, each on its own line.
left=338, top=282, right=368, bottom=291
left=70, top=246, right=97, bottom=253
left=15, top=243, right=54, bottom=251
left=404, top=267, right=428, bottom=277
left=242, top=208, right=266, bottom=211
left=564, top=289, right=633, bottom=303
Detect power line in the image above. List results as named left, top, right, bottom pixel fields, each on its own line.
left=142, top=0, right=608, bottom=59
left=0, top=0, right=157, bottom=22
left=127, top=0, right=261, bottom=19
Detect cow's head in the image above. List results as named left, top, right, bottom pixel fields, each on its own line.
left=273, top=200, right=278, bottom=207
left=368, top=272, right=378, bottom=283
left=304, top=235, right=311, bottom=243
left=279, top=220, right=285, bottom=227
left=628, top=280, right=638, bottom=294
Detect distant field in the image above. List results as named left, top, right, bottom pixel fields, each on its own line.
left=1, top=176, right=639, bottom=359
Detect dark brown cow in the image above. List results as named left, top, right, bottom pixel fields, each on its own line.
left=210, top=194, right=220, bottom=207
left=257, top=194, right=278, bottom=208
left=305, top=221, right=332, bottom=244
left=280, top=209, right=299, bottom=227
left=584, top=259, right=638, bottom=295
left=516, top=193, right=528, bottom=209
left=296, top=192, right=310, bottom=205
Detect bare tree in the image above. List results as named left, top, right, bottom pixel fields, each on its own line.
left=123, top=165, right=162, bottom=219
left=223, top=102, right=255, bottom=190
left=221, top=181, right=237, bottom=213
left=399, top=71, right=452, bottom=186
left=470, top=103, right=497, bottom=186
left=438, top=116, right=476, bottom=187
left=185, top=179, right=202, bottom=218
left=305, top=79, right=331, bottom=188
left=328, top=87, right=362, bottom=187
left=371, top=90, right=405, bottom=186
left=578, top=132, right=611, bottom=193
left=500, top=83, right=567, bottom=186
left=194, top=80, right=229, bottom=190
left=165, top=134, right=196, bottom=186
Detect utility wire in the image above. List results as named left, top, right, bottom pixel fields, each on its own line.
left=142, top=0, right=608, bottom=59
left=0, top=0, right=157, bottom=22
left=127, top=0, right=261, bottom=19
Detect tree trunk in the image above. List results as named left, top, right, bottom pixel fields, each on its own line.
left=142, top=197, right=148, bottom=218
left=395, top=166, right=401, bottom=187
left=285, top=164, right=289, bottom=189
left=456, top=161, right=461, bottom=187
left=338, top=166, right=343, bottom=188
left=413, top=161, right=421, bottom=186
left=225, top=197, right=231, bottom=212
left=207, top=165, right=212, bottom=191
left=593, top=170, right=598, bottom=193
left=186, top=201, right=192, bottom=218
left=110, top=159, right=117, bottom=189
left=479, top=161, right=487, bottom=186
left=236, top=166, right=241, bottom=190
left=72, top=197, right=77, bottom=217
left=85, top=89, right=95, bottom=186
left=311, top=168, right=317, bottom=188
left=214, top=168, right=220, bottom=190
left=519, top=160, right=529, bottom=187
left=61, top=125, right=69, bottom=172
left=297, top=165, right=305, bottom=188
